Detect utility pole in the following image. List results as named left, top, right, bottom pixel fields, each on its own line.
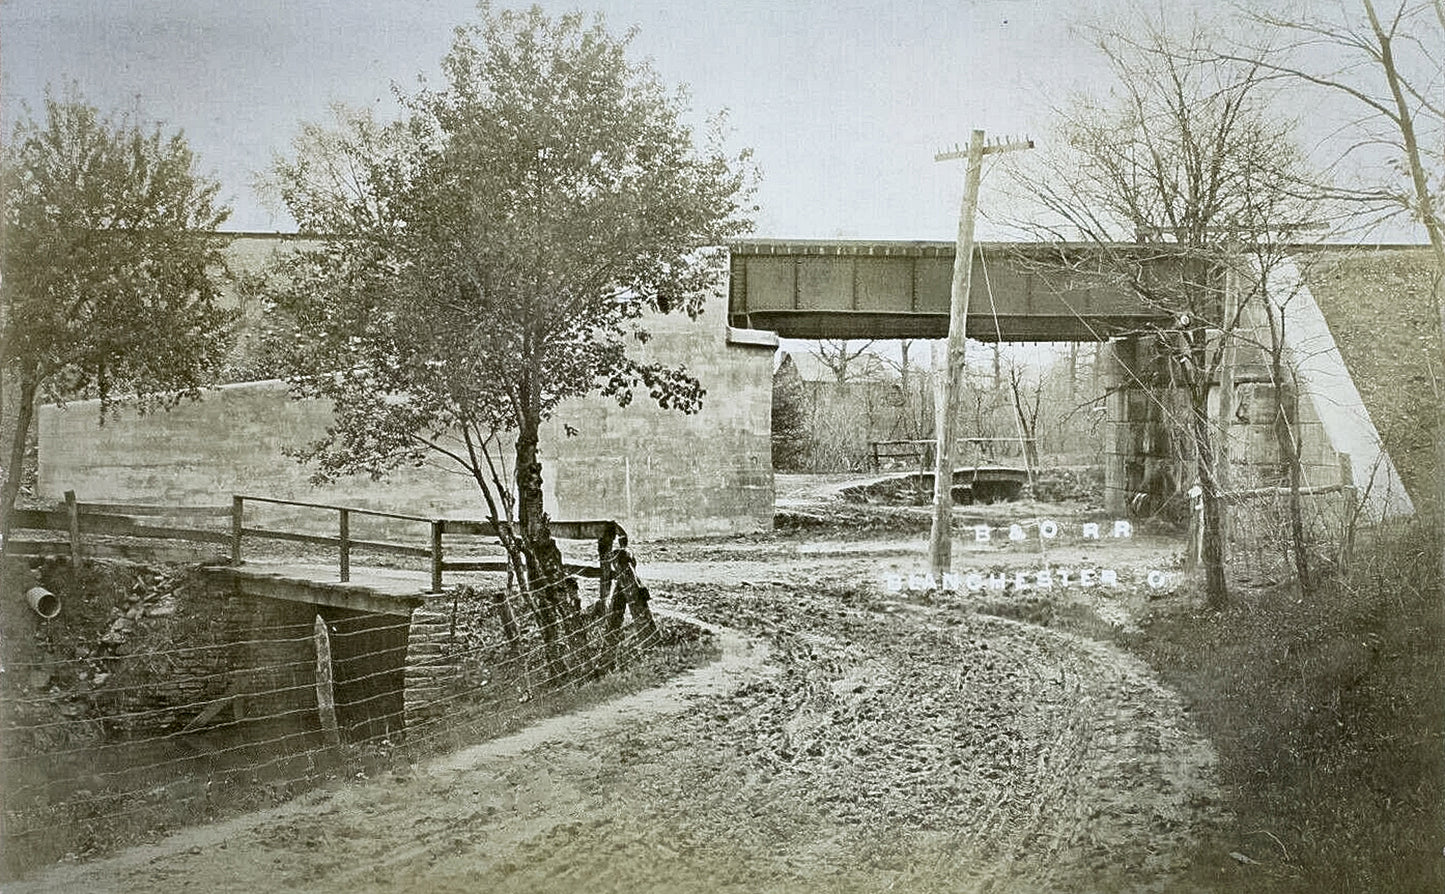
left=928, top=130, right=1033, bottom=578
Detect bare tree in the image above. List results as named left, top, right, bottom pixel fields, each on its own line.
left=960, top=371, right=1014, bottom=462
left=1002, top=14, right=1319, bottom=606
left=810, top=339, right=879, bottom=384
left=1227, top=0, right=1445, bottom=576
left=1005, top=361, right=1043, bottom=470
left=1239, top=236, right=1323, bottom=591
left=877, top=339, right=932, bottom=439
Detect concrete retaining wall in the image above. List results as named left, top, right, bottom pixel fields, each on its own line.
left=38, top=286, right=776, bottom=541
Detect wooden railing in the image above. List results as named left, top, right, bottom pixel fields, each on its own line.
left=869, top=439, right=936, bottom=470
left=868, top=436, right=1037, bottom=471
left=232, top=494, right=625, bottom=593
left=7, top=491, right=233, bottom=563
left=10, top=492, right=628, bottom=596
left=230, top=494, right=436, bottom=585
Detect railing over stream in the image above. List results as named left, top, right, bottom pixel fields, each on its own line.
left=232, top=494, right=627, bottom=593
left=8, top=491, right=629, bottom=595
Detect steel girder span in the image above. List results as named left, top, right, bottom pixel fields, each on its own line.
left=726, top=239, right=1178, bottom=342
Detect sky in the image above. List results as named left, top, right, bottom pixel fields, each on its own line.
left=1, top=0, right=1429, bottom=243
left=1, top=0, right=1115, bottom=239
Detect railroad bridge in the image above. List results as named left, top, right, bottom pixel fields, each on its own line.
left=727, top=238, right=1413, bottom=521
left=726, top=239, right=1173, bottom=341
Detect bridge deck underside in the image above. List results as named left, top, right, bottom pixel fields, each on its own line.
left=728, top=240, right=1172, bottom=342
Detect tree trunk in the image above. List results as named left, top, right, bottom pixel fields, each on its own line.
left=1200, top=485, right=1228, bottom=606
left=1008, top=373, right=1041, bottom=471
left=514, top=419, right=568, bottom=683
left=1285, top=425, right=1311, bottom=589
left=899, top=341, right=913, bottom=438
left=1274, top=360, right=1311, bottom=591
left=514, top=415, right=594, bottom=683
left=492, top=584, right=522, bottom=653
left=1, top=370, right=39, bottom=542
left=1068, top=342, right=1078, bottom=403
left=1363, top=0, right=1445, bottom=594
left=461, top=446, right=528, bottom=653
left=1191, top=391, right=1229, bottom=607
left=1271, top=394, right=1312, bottom=589
left=1264, top=304, right=1312, bottom=591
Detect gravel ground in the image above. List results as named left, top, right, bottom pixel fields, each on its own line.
left=8, top=490, right=1220, bottom=894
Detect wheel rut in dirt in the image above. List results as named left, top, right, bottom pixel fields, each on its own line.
left=10, top=512, right=1220, bottom=894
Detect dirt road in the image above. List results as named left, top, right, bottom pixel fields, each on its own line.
left=8, top=492, right=1219, bottom=893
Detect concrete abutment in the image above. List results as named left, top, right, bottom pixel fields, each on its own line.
left=215, top=581, right=443, bottom=751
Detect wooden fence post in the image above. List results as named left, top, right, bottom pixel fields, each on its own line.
left=231, top=495, right=244, bottom=566
left=1185, top=485, right=1204, bottom=570
left=338, top=508, right=350, bottom=583
left=430, top=520, right=443, bottom=593
left=597, top=522, right=616, bottom=609
left=64, top=490, right=81, bottom=564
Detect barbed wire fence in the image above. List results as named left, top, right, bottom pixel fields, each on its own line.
left=0, top=556, right=695, bottom=877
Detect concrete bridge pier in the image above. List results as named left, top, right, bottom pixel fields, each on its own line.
left=1101, top=336, right=1193, bottom=521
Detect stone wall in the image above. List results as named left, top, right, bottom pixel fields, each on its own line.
left=37, top=278, right=777, bottom=541
left=222, top=590, right=322, bottom=743
left=1100, top=260, right=1413, bottom=524
left=403, top=603, right=464, bottom=730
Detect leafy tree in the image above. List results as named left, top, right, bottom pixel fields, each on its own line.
left=0, top=90, right=233, bottom=535
left=261, top=5, right=754, bottom=679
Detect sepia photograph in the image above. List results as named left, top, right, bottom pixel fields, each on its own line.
left=0, top=1, right=1440, bottom=891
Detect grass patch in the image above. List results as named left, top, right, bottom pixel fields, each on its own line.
left=1119, top=522, right=1445, bottom=893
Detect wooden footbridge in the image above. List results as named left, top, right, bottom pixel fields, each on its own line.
left=6, top=492, right=652, bottom=752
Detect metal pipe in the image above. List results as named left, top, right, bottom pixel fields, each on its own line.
left=25, top=585, right=59, bottom=619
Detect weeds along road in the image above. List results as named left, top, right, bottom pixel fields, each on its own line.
left=11, top=498, right=1221, bottom=894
